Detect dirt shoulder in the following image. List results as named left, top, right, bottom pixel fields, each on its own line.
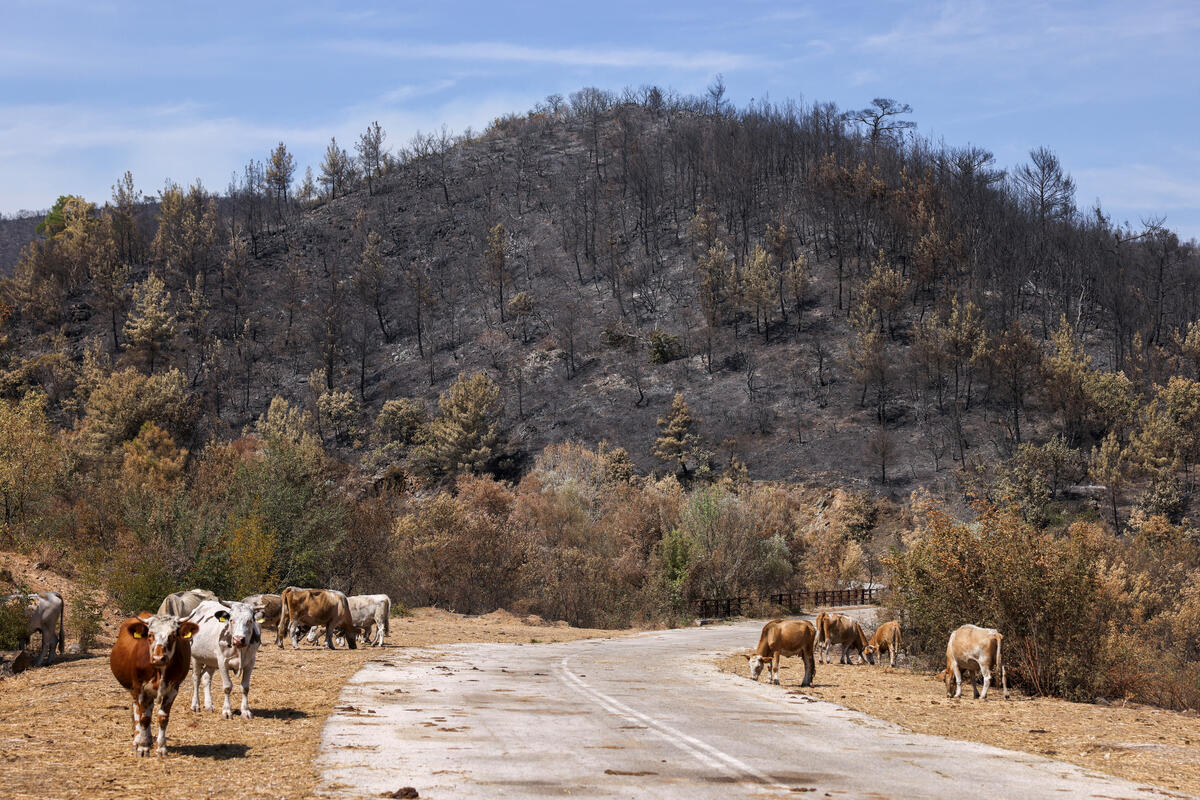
left=0, top=607, right=628, bottom=800
left=716, top=650, right=1200, bottom=797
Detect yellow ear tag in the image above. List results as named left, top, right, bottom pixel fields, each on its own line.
left=255, top=615, right=264, bottom=623
left=132, top=631, right=144, bottom=638
left=181, top=630, right=193, bottom=639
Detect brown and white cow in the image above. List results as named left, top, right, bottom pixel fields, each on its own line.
left=742, top=618, right=816, bottom=686
left=331, top=594, right=392, bottom=648
left=944, top=624, right=1007, bottom=700
left=240, top=593, right=282, bottom=644
left=863, top=620, right=902, bottom=667
left=817, top=613, right=873, bottom=665
left=109, top=613, right=198, bottom=756
left=278, top=587, right=357, bottom=649
left=157, top=589, right=218, bottom=618
left=4, top=591, right=65, bottom=666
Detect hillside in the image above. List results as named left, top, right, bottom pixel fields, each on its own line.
left=4, top=90, right=1195, bottom=494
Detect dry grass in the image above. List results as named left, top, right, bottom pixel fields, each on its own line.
left=0, top=607, right=625, bottom=800
left=717, top=651, right=1200, bottom=796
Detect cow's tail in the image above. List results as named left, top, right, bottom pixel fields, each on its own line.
left=995, top=633, right=1008, bottom=700
left=383, top=597, right=390, bottom=637
left=57, top=594, right=64, bottom=653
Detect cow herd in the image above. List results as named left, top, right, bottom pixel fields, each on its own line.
left=744, top=613, right=1007, bottom=701
left=105, top=586, right=393, bottom=757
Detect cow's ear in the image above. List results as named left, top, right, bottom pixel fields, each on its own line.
left=215, top=610, right=231, bottom=623
left=254, top=614, right=265, bottom=623
left=128, top=620, right=149, bottom=639
left=178, top=621, right=200, bottom=640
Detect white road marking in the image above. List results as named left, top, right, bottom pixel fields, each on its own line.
left=557, top=656, right=793, bottom=792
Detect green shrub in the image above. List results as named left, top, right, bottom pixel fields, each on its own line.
left=70, top=593, right=104, bottom=652
left=0, top=595, right=28, bottom=650
left=648, top=329, right=683, bottom=364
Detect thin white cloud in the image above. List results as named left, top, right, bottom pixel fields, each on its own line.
left=1075, top=163, right=1200, bottom=211
left=326, top=39, right=756, bottom=72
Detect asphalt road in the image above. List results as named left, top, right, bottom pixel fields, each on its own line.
left=316, top=615, right=1180, bottom=799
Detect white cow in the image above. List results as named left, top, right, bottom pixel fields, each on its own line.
left=342, top=594, right=391, bottom=647
left=4, top=591, right=64, bottom=666
left=186, top=600, right=261, bottom=719
left=307, top=593, right=392, bottom=648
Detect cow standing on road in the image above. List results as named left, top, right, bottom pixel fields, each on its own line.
left=743, top=618, right=817, bottom=686
left=109, top=613, right=198, bottom=756
left=186, top=600, right=261, bottom=719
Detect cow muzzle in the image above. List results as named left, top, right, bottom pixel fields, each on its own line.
left=231, top=636, right=246, bottom=648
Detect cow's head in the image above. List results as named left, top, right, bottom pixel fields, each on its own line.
left=220, top=602, right=260, bottom=649
left=861, top=647, right=876, bottom=665
left=743, top=653, right=766, bottom=681
left=128, top=614, right=198, bottom=667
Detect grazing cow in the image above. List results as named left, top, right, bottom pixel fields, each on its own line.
left=944, top=624, right=1007, bottom=700
left=335, top=594, right=392, bottom=648
left=817, top=613, right=873, bottom=665
left=4, top=591, right=64, bottom=666
left=186, top=601, right=261, bottom=719
left=813, top=611, right=830, bottom=651
left=157, top=589, right=218, bottom=618
left=240, top=593, right=282, bottom=644
left=109, top=613, right=198, bottom=756
left=742, top=618, right=816, bottom=686
left=278, top=587, right=357, bottom=649
left=863, top=620, right=902, bottom=667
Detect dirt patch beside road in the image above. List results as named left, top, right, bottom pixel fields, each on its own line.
left=0, top=607, right=625, bottom=800
left=717, top=651, right=1200, bottom=796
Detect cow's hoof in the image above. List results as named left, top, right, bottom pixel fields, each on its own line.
left=190, top=702, right=200, bottom=712
left=242, top=709, right=253, bottom=719
left=204, top=705, right=215, bottom=713
left=135, top=745, right=150, bottom=757
left=156, top=745, right=167, bottom=757
left=222, top=709, right=232, bottom=720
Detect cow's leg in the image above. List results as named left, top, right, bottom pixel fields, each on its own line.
left=950, top=661, right=963, bottom=698
left=278, top=611, right=288, bottom=649
left=44, top=626, right=58, bottom=666
left=770, top=653, right=781, bottom=684
left=218, top=660, right=234, bottom=719
left=979, top=664, right=992, bottom=700
left=202, top=667, right=216, bottom=712
left=289, top=622, right=301, bottom=650
left=156, top=684, right=180, bottom=756
left=324, top=625, right=336, bottom=650
left=190, top=658, right=202, bottom=712
left=801, top=650, right=814, bottom=687
left=134, top=689, right=153, bottom=756
left=889, top=640, right=897, bottom=668
left=238, top=661, right=254, bottom=719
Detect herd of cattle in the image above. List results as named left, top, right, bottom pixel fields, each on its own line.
left=6, top=588, right=1008, bottom=758
left=744, top=612, right=1007, bottom=701
left=2, top=586, right=392, bottom=757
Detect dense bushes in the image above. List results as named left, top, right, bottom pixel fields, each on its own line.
left=890, top=496, right=1200, bottom=707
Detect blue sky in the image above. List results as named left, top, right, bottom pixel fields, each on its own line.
left=4, top=1, right=1199, bottom=239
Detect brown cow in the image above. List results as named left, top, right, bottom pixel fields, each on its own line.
left=241, top=593, right=282, bottom=643
left=863, top=620, right=902, bottom=667
left=742, top=618, right=816, bottom=686
left=278, top=587, right=357, bottom=649
left=109, top=613, right=198, bottom=756
left=944, top=624, right=1007, bottom=700
left=817, top=613, right=873, bottom=664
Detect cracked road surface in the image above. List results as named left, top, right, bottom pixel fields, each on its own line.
left=317, top=618, right=1184, bottom=799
